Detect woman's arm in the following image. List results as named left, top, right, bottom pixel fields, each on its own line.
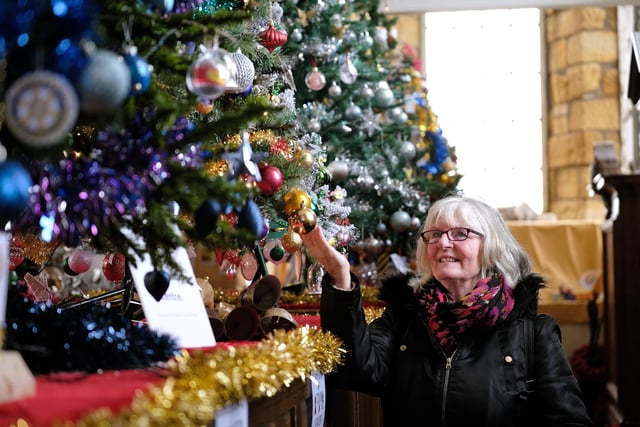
left=300, top=226, right=352, bottom=290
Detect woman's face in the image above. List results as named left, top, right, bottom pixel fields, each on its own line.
left=425, top=222, right=484, bottom=292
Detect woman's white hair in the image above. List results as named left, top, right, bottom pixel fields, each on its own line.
left=412, top=195, right=531, bottom=291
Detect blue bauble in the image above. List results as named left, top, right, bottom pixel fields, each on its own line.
left=0, top=160, right=33, bottom=225
left=125, top=53, right=152, bottom=96
left=237, top=200, right=266, bottom=238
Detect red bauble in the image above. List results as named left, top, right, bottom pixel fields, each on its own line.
left=259, top=23, right=288, bottom=52
left=102, top=252, right=126, bottom=282
left=257, top=164, right=284, bottom=195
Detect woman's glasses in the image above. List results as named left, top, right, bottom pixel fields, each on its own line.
left=420, top=227, right=484, bottom=244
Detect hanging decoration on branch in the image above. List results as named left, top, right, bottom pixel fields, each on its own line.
left=186, top=37, right=236, bottom=101
left=3, top=70, right=79, bottom=148
left=259, top=21, right=288, bottom=52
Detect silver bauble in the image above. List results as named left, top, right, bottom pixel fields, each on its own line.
left=228, top=51, right=255, bottom=93
left=398, top=140, right=417, bottom=162
left=345, top=102, right=362, bottom=121
left=77, top=49, right=131, bottom=115
left=409, top=216, right=422, bottom=232
left=291, top=28, right=303, bottom=42
left=327, top=159, right=349, bottom=182
left=375, top=222, right=388, bottom=235
left=308, top=119, right=321, bottom=133
left=360, top=83, right=374, bottom=98
left=328, top=81, right=342, bottom=98
left=389, top=210, right=411, bottom=233
left=374, top=81, right=394, bottom=108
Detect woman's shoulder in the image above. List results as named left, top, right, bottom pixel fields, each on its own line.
left=377, top=271, right=419, bottom=307
left=510, top=273, right=546, bottom=319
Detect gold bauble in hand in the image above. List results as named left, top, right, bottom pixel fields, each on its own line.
left=283, top=187, right=311, bottom=216
left=289, top=208, right=317, bottom=234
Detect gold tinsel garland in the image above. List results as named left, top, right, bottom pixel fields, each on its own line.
left=72, top=326, right=344, bottom=426
left=214, top=284, right=381, bottom=306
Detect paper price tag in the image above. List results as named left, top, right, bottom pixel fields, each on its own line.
left=214, top=399, right=248, bottom=427
left=309, top=372, right=326, bottom=427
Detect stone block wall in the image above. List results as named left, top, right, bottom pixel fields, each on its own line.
left=545, top=7, right=619, bottom=219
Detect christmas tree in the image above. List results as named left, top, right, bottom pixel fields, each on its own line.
left=280, top=0, right=461, bottom=278
left=0, top=0, right=354, bottom=372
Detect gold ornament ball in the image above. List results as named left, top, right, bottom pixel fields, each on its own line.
left=296, top=149, right=315, bottom=169
left=283, top=187, right=311, bottom=216
left=442, top=157, right=455, bottom=172
left=290, top=208, right=317, bottom=234
left=282, top=229, right=303, bottom=252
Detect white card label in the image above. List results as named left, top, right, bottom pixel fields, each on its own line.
left=125, top=229, right=215, bottom=348
left=214, top=399, right=248, bottom=427
left=309, top=372, right=326, bottom=427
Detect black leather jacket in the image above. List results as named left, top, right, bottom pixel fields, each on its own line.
left=320, top=272, right=592, bottom=427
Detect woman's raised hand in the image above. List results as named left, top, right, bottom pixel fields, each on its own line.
left=300, top=226, right=352, bottom=290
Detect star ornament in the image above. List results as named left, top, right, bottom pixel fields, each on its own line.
left=222, top=132, right=269, bottom=181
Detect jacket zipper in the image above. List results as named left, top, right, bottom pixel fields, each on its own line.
left=441, top=352, right=455, bottom=426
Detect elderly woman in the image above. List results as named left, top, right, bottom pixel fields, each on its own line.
left=301, top=195, right=592, bottom=427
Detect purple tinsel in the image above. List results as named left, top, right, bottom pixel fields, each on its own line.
left=14, top=110, right=201, bottom=246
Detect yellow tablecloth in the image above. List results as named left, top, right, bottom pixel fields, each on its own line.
left=507, top=220, right=603, bottom=323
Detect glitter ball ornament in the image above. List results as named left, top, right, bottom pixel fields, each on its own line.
left=259, top=22, right=288, bottom=52
left=227, top=50, right=255, bottom=93
left=296, top=149, right=314, bottom=169
left=77, top=49, right=131, bottom=115
left=305, top=67, right=326, bottom=91
left=186, top=44, right=234, bottom=100
left=4, top=71, right=79, bottom=148
left=0, top=160, right=32, bottom=225
left=282, top=229, right=303, bottom=252
left=257, top=164, right=284, bottom=195
left=283, top=188, right=312, bottom=216
left=103, top=252, right=126, bottom=282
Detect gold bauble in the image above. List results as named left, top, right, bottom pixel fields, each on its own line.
left=289, top=208, right=317, bottom=235
left=283, top=187, right=311, bottom=216
left=442, top=157, right=456, bottom=172
left=296, top=149, right=315, bottom=169
left=282, top=229, right=303, bottom=252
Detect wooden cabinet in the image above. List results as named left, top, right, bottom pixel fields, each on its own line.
left=602, top=174, right=640, bottom=427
